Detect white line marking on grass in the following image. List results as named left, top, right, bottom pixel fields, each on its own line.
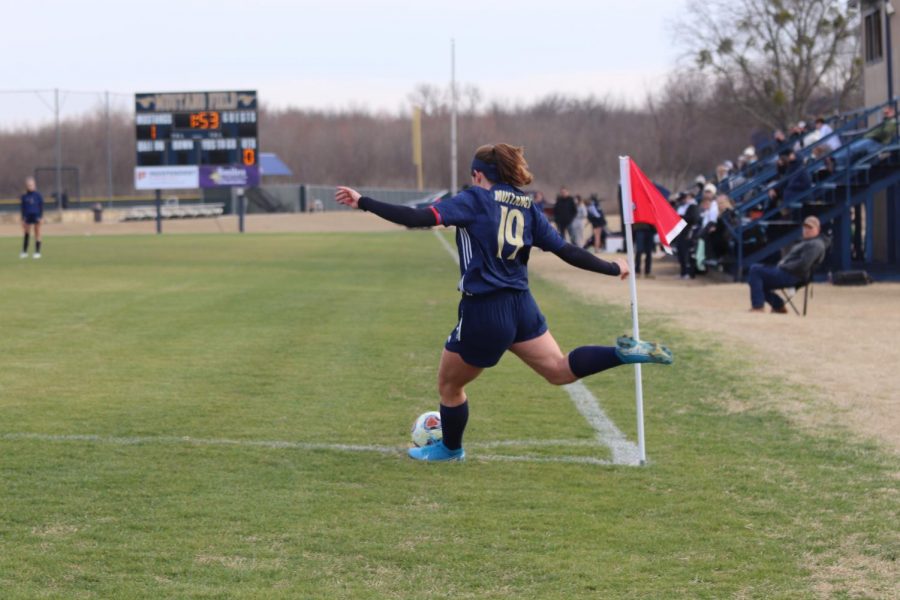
left=477, top=454, right=612, bottom=466
left=470, top=439, right=599, bottom=449
left=432, top=228, right=642, bottom=466
left=0, top=433, right=610, bottom=466
left=564, top=382, right=641, bottom=466
left=0, top=432, right=399, bottom=454
left=432, top=228, right=459, bottom=262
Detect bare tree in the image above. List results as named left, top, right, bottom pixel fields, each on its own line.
left=678, top=0, right=862, bottom=130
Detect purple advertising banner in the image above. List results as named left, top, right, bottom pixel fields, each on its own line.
left=199, top=165, right=260, bottom=188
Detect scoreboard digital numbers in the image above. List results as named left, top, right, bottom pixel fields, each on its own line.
left=134, top=90, right=259, bottom=190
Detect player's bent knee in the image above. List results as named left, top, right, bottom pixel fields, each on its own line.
left=543, top=364, right=577, bottom=386
left=546, top=372, right=577, bottom=386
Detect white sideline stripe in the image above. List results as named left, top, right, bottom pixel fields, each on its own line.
left=431, top=229, right=642, bottom=467
left=0, top=432, right=609, bottom=465
left=478, top=454, right=611, bottom=466
left=432, top=228, right=459, bottom=262
left=564, top=382, right=641, bottom=466
left=1, top=432, right=397, bottom=454
left=472, top=438, right=598, bottom=449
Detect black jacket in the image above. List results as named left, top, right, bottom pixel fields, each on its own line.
left=554, top=195, right=577, bottom=225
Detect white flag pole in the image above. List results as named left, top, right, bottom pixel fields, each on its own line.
left=618, top=156, right=647, bottom=466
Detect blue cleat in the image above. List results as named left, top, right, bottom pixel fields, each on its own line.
left=616, top=334, right=639, bottom=349
left=615, top=337, right=673, bottom=365
left=408, top=441, right=465, bottom=462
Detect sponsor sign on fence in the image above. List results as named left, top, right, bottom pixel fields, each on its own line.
left=134, top=166, right=200, bottom=190
left=199, top=165, right=260, bottom=188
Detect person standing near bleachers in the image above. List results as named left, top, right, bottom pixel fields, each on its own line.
left=674, top=192, right=700, bottom=279
left=632, top=223, right=656, bottom=278
left=571, top=194, right=587, bottom=248
left=553, top=187, right=577, bottom=243
left=584, top=194, right=607, bottom=253
left=20, top=177, right=44, bottom=259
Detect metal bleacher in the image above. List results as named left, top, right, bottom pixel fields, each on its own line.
left=122, top=201, right=224, bottom=221
left=709, top=99, right=900, bottom=281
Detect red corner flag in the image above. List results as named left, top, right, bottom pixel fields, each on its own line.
left=626, top=158, right=686, bottom=253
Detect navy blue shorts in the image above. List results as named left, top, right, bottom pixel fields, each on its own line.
left=22, top=214, right=41, bottom=225
left=445, top=288, right=548, bottom=368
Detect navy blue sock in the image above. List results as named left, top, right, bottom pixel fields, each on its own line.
left=23, top=233, right=29, bottom=253
left=567, top=346, right=623, bottom=379
left=440, top=401, right=469, bottom=451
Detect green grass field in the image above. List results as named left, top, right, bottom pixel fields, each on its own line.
left=0, top=231, right=896, bottom=599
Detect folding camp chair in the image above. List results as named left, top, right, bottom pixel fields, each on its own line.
left=777, top=277, right=814, bottom=316
left=777, top=255, right=824, bottom=317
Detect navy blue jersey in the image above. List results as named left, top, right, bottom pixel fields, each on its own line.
left=434, top=184, right=565, bottom=295
left=21, top=191, right=44, bottom=218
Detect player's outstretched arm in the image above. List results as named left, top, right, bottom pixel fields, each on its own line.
left=335, top=186, right=438, bottom=228
left=552, top=243, right=629, bottom=280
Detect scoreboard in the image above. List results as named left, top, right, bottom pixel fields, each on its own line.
left=134, top=90, right=259, bottom=190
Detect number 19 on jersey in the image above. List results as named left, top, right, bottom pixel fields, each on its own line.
left=497, top=206, right=525, bottom=260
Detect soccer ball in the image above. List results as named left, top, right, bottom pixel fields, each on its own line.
left=411, top=411, right=443, bottom=447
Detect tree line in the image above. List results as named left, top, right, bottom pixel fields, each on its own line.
left=0, top=92, right=758, bottom=203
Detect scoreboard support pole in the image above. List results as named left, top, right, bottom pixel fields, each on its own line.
left=155, top=189, right=162, bottom=234
left=237, top=187, right=246, bottom=233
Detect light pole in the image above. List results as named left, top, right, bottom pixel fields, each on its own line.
left=886, top=1, right=895, bottom=102
left=55, top=88, right=63, bottom=219
left=450, top=39, right=458, bottom=195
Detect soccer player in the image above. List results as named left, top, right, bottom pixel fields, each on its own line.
left=335, top=144, right=672, bottom=462
left=20, top=177, right=44, bottom=259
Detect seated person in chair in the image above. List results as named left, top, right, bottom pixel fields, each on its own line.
left=747, top=216, right=826, bottom=314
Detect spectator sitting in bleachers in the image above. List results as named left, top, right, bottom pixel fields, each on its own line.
left=833, top=105, right=897, bottom=168
left=773, top=128, right=787, bottom=148
left=802, top=120, right=822, bottom=149
left=814, top=117, right=842, bottom=152
left=729, top=165, right=748, bottom=192
left=788, top=122, right=807, bottom=151
left=810, top=144, right=836, bottom=180
left=699, top=184, right=719, bottom=228
left=714, top=163, right=731, bottom=193
left=692, top=174, right=707, bottom=200
left=768, top=149, right=812, bottom=211
left=743, top=145, right=767, bottom=179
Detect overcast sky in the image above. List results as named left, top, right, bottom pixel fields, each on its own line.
left=1, top=0, right=688, bottom=125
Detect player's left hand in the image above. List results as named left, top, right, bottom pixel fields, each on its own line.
left=335, top=186, right=361, bottom=209
left=614, top=258, right=630, bottom=280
